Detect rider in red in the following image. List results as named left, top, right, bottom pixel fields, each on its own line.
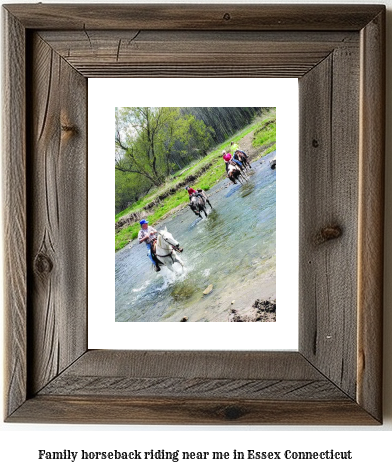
left=223, top=150, right=244, bottom=172
left=186, top=186, right=203, bottom=201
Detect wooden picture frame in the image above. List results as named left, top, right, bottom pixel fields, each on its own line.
left=3, top=4, right=385, bottom=424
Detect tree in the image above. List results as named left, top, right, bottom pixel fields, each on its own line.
left=115, top=107, right=213, bottom=186
left=115, top=169, right=152, bottom=214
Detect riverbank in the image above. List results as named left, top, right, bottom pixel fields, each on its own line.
left=229, top=297, right=276, bottom=322
left=171, top=268, right=276, bottom=323
left=115, top=110, right=276, bottom=251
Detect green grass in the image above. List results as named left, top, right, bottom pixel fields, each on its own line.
left=115, top=110, right=276, bottom=251
left=115, top=223, right=141, bottom=252
left=253, top=117, right=276, bottom=150
left=263, top=143, right=276, bottom=155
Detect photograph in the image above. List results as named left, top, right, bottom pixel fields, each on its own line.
left=115, top=107, right=276, bottom=322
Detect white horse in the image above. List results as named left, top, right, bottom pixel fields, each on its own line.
left=155, top=227, right=185, bottom=273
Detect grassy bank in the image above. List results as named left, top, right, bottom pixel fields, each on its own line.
left=115, top=110, right=276, bottom=251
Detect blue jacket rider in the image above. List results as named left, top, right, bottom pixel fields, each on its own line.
left=138, top=219, right=160, bottom=271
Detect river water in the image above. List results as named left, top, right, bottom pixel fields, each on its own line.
left=115, top=152, right=276, bottom=322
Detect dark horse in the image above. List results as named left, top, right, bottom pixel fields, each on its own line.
left=189, top=190, right=212, bottom=218
left=234, top=150, right=251, bottom=170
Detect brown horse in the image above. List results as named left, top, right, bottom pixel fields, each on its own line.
left=234, top=150, right=251, bottom=170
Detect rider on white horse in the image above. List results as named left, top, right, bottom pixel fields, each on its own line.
left=138, top=219, right=160, bottom=272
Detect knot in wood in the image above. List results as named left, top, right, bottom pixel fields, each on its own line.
left=34, top=252, right=53, bottom=274
left=223, top=13, right=231, bottom=21
left=312, top=139, right=319, bottom=148
left=61, top=124, right=77, bottom=134
left=223, top=405, right=243, bottom=420
left=315, top=225, right=342, bottom=244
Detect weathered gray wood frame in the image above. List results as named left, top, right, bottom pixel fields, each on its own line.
left=2, top=4, right=385, bottom=424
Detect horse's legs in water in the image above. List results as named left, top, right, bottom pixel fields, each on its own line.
left=164, top=255, right=182, bottom=274
left=175, top=254, right=185, bottom=272
left=172, top=255, right=185, bottom=273
left=240, top=168, right=248, bottom=182
left=235, top=171, right=243, bottom=183
left=240, top=165, right=248, bottom=178
left=165, top=261, right=175, bottom=273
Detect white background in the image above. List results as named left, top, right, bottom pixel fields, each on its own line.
left=1, top=0, right=391, bottom=473
left=89, top=77, right=299, bottom=350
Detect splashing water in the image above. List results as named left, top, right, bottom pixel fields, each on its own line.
left=115, top=152, right=276, bottom=322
